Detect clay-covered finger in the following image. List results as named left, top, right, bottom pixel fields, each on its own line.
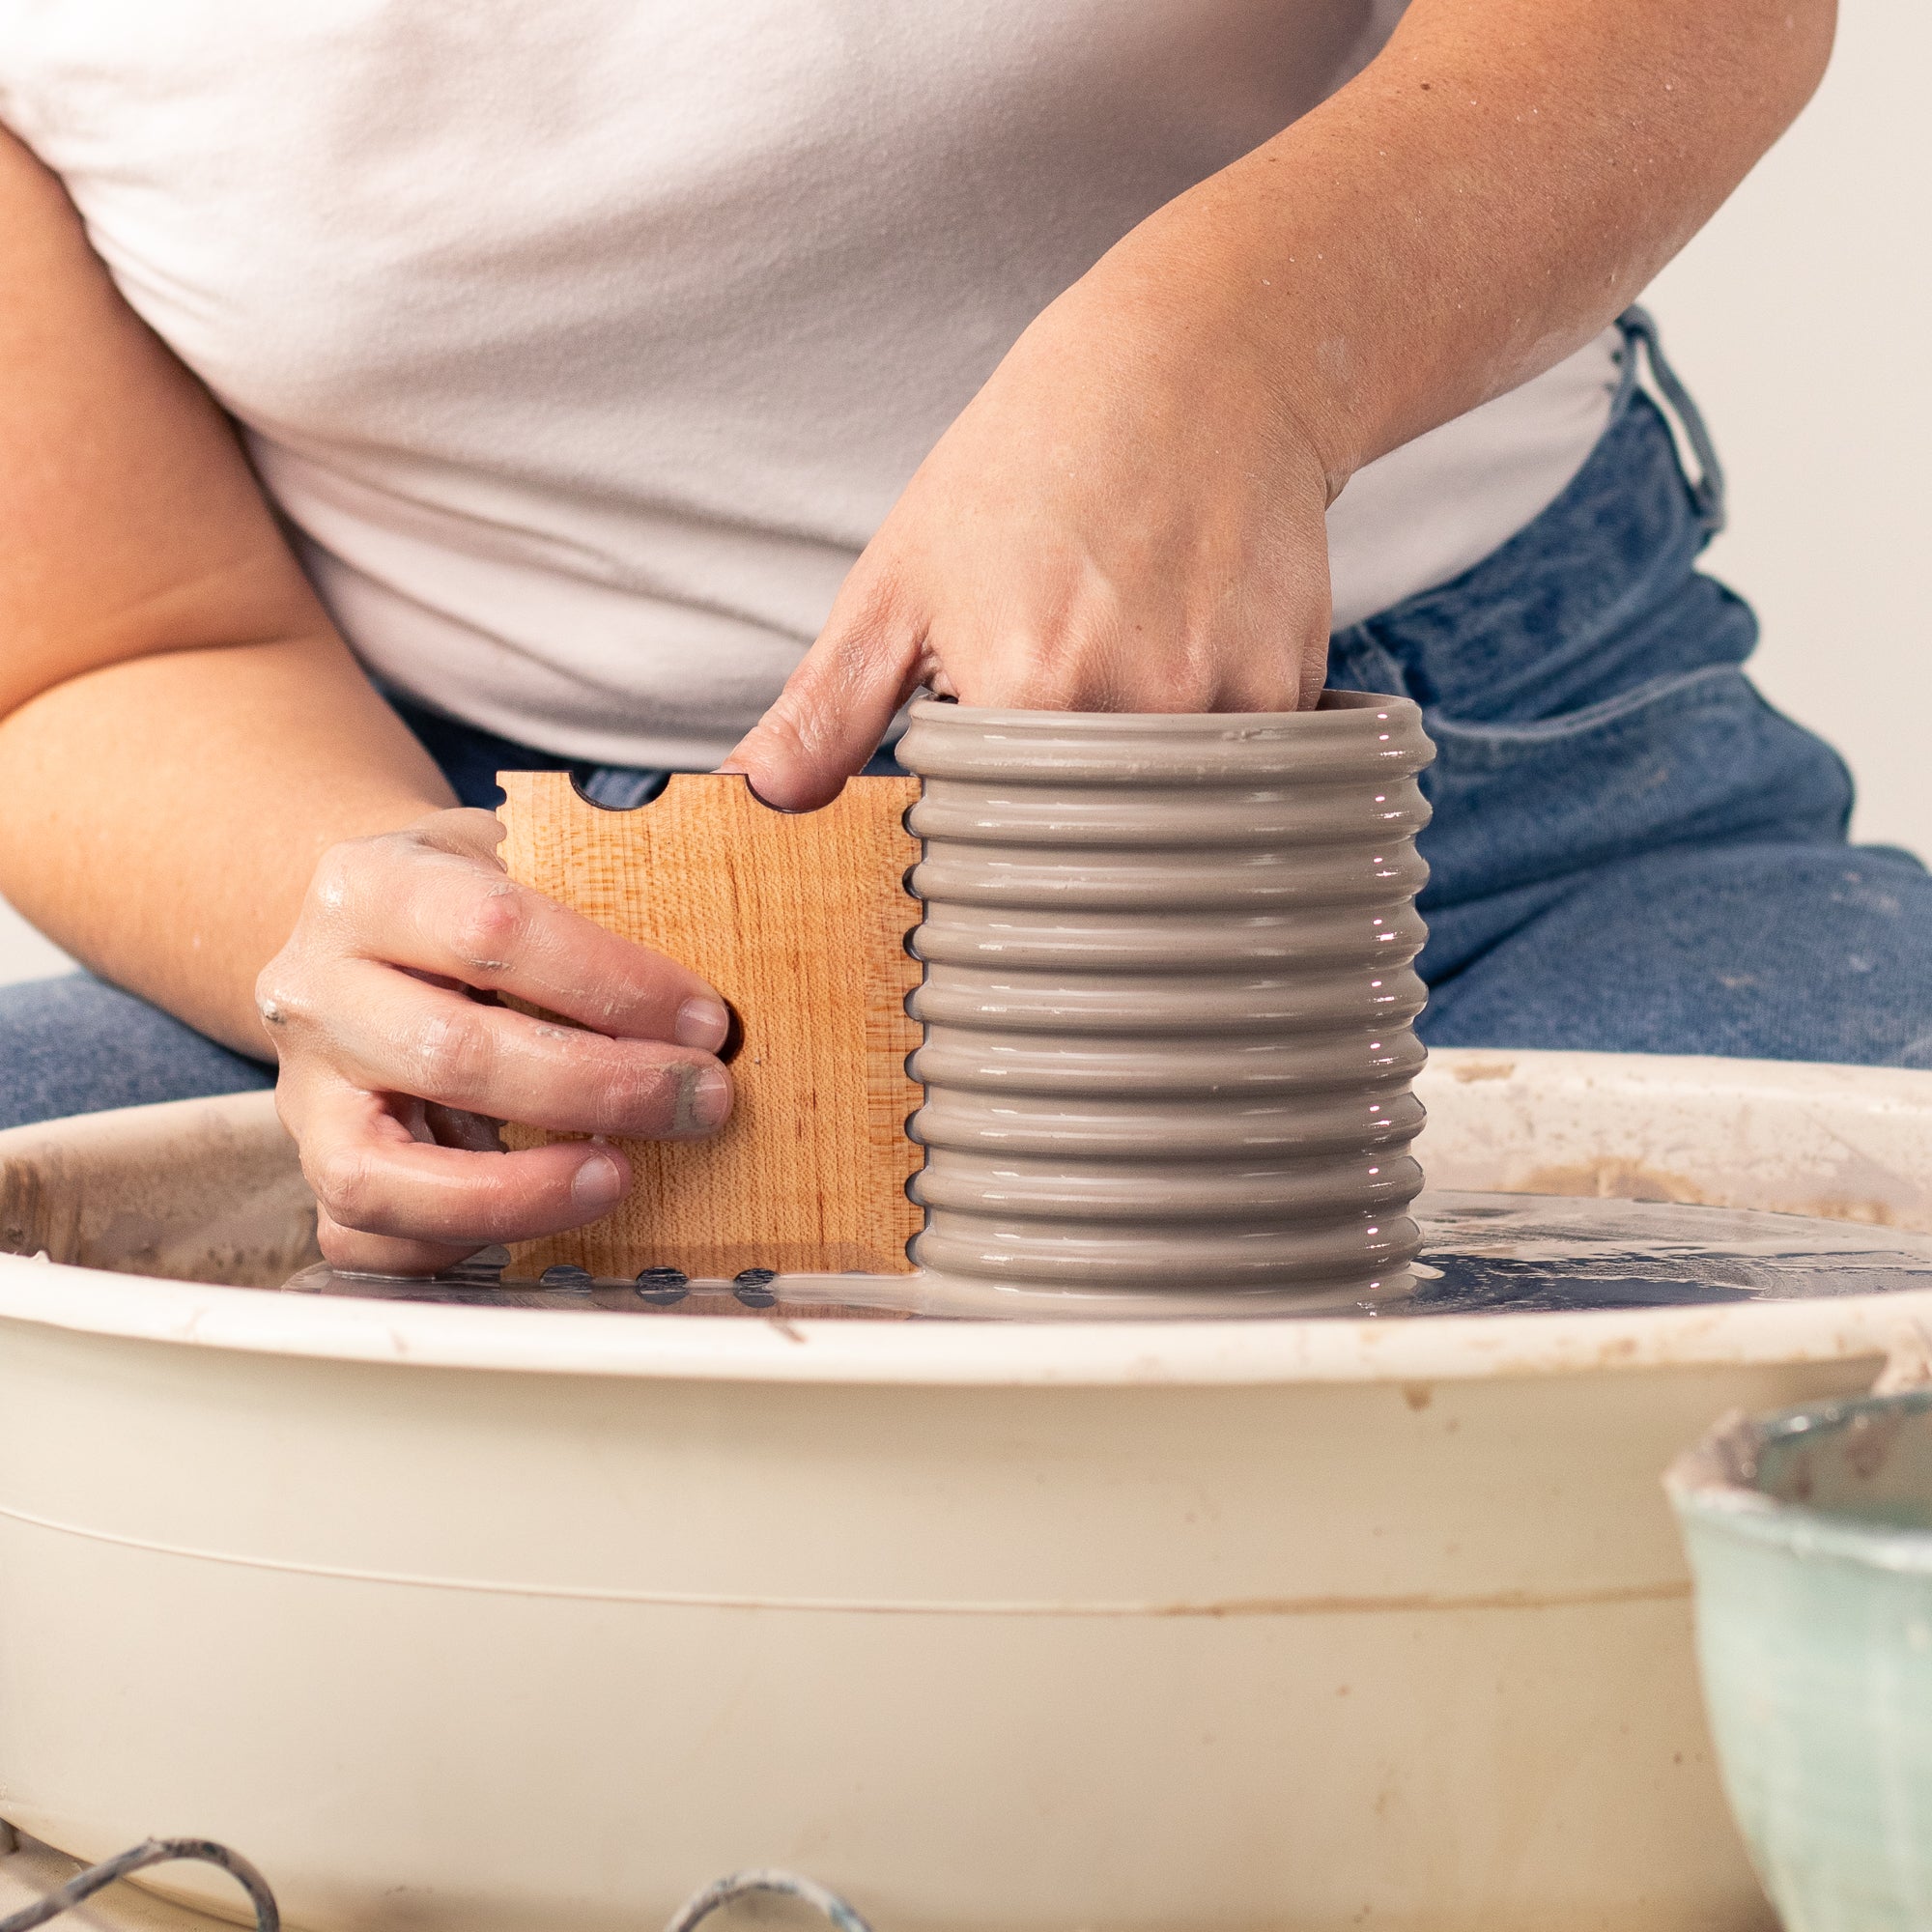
left=389, top=805, right=513, bottom=866
left=723, top=585, right=922, bottom=810
left=301, top=827, right=733, bottom=1051
left=296, top=1081, right=636, bottom=1252
left=312, top=1205, right=483, bottom=1281
left=307, top=960, right=733, bottom=1138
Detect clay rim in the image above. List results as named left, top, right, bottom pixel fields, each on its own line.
left=905, top=690, right=1412, bottom=729
left=899, top=691, right=1433, bottom=781
left=1667, top=1389, right=1932, bottom=1573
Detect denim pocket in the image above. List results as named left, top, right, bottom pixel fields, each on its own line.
left=1417, top=664, right=1853, bottom=913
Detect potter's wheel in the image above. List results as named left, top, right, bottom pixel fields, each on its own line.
left=1398, top=1193, right=1932, bottom=1313
left=281, top=1192, right=1932, bottom=1320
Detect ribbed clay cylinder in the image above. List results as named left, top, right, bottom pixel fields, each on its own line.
left=896, top=693, right=1435, bottom=1318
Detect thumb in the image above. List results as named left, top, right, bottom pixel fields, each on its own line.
left=723, top=598, right=923, bottom=810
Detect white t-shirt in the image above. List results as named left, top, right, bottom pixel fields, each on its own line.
left=0, top=1, right=1619, bottom=769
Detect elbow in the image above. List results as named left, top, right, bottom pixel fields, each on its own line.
left=1758, top=0, right=1837, bottom=139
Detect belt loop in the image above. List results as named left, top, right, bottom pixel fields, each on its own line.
left=1616, top=304, right=1727, bottom=540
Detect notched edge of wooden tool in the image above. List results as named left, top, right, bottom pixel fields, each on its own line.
left=495, top=770, right=924, bottom=1288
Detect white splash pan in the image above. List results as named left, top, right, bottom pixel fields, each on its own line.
left=3, top=1047, right=1931, bottom=1932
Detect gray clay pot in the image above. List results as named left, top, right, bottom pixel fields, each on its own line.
left=896, top=692, right=1435, bottom=1316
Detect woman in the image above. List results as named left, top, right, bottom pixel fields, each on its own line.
left=2, top=0, right=1925, bottom=1277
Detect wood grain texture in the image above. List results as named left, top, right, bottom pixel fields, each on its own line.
left=497, top=772, right=923, bottom=1280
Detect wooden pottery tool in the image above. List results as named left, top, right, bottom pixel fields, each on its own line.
left=497, top=772, right=922, bottom=1283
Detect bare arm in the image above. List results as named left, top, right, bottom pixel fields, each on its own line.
left=729, top=0, right=1837, bottom=803
left=1178, top=0, right=1834, bottom=478
left=0, top=128, right=452, bottom=1050
left=0, top=129, right=732, bottom=1271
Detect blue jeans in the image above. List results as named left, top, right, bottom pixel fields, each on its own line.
left=5, top=317, right=1929, bottom=1129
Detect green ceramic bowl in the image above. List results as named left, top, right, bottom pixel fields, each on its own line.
left=1668, top=1388, right=1932, bottom=1932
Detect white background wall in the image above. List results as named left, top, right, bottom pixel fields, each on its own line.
left=1642, top=0, right=1930, bottom=860
left=0, top=896, right=67, bottom=984
left=2, top=0, right=1924, bottom=987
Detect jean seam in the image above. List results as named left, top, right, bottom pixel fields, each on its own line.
left=1421, top=660, right=1750, bottom=742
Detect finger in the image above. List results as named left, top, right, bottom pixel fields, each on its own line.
left=298, top=836, right=734, bottom=1051
left=1207, top=638, right=1327, bottom=715
left=1294, top=580, right=1334, bottom=711
left=723, top=578, right=923, bottom=810
left=296, top=1079, right=636, bottom=1256
left=304, top=960, right=734, bottom=1137
left=1297, top=647, right=1329, bottom=712
left=395, top=806, right=511, bottom=867
left=314, top=1202, right=484, bottom=1280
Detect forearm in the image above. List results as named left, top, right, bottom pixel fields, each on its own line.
left=1099, top=0, right=1835, bottom=491
left=0, top=636, right=455, bottom=1056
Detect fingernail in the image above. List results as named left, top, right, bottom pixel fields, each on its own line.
left=675, top=996, right=731, bottom=1052
left=676, top=1063, right=733, bottom=1135
left=572, top=1151, right=625, bottom=1209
